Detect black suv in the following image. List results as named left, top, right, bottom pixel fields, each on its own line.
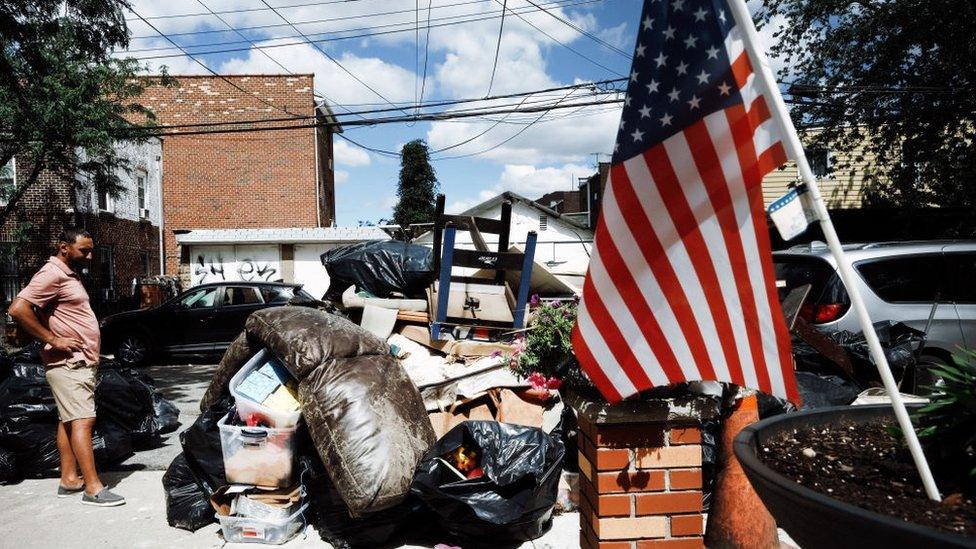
left=100, top=282, right=314, bottom=365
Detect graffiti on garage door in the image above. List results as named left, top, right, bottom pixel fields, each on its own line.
left=190, top=245, right=282, bottom=286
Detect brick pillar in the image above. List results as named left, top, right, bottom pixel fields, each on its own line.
left=577, top=408, right=706, bottom=549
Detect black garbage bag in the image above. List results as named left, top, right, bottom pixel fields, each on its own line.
left=163, top=453, right=216, bottom=532
left=411, top=421, right=564, bottom=545
left=795, top=372, right=861, bottom=409
left=0, top=447, right=16, bottom=483
left=95, top=363, right=160, bottom=447
left=301, top=455, right=432, bottom=549
left=152, top=392, right=180, bottom=434
left=180, top=398, right=232, bottom=496
left=320, top=240, right=434, bottom=300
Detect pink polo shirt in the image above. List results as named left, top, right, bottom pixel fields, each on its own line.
left=17, top=257, right=101, bottom=366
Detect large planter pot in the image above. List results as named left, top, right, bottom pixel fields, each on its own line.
left=733, top=404, right=973, bottom=549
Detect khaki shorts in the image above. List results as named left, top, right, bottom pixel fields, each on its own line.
left=45, top=361, right=97, bottom=422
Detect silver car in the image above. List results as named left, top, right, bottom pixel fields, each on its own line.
left=773, top=240, right=976, bottom=385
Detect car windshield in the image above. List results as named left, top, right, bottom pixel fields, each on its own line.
left=179, top=287, right=218, bottom=309
left=774, top=255, right=850, bottom=307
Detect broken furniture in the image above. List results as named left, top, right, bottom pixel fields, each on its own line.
left=428, top=194, right=537, bottom=340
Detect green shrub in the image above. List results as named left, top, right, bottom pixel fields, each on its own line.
left=507, top=296, right=593, bottom=392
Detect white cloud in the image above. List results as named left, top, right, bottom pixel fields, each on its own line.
left=333, top=139, right=371, bottom=168
left=447, top=162, right=594, bottom=213
left=334, top=170, right=349, bottom=184
left=217, top=40, right=416, bottom=105
left=597, top=22, right=631, bottom=51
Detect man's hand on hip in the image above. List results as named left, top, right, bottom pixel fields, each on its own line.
left=47, top=336, right=86, bottom=354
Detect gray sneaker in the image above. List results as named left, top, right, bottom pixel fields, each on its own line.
left=57, top=484, right=85, bottom=498
left=81, top=488, right=126, bottom=507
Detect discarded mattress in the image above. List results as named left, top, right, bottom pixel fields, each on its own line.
left=202, top=306, right=436, bottom=516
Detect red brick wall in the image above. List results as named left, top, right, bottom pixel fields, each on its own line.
left=138, top=74, right=330, bottom=273
left=81, top=212, right=161, bottom=315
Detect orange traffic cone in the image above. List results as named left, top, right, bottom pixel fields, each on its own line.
left=704, top=393, right=779, bottom=549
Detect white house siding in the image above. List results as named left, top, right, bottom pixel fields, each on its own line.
left=414, top=200, right=593, bottom=279
left=75, top=138, right=163, bottom=226
left=294, top=243, right=346, bottom=299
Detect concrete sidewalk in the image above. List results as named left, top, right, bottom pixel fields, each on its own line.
left=0, top=470, right=582, bottom=548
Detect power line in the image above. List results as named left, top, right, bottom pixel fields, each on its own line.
left=127, top=7, right=303, bottom=120
left=108, top=78, right=626, bottom=133
left=520, top=0, right=629, bottom=57
left=492, top=0, right=624, bottom=77
left=431, top=93, right=531, bottom=154
left=125, top=0, right=610, bottom=60
left=103, top=97, right=625, bottom=139
left=258, top=0, right=411, bottom=116
left=417, top=0, right=434, bottom=117
left=125, top=0, right=375, bottom=22
left=435, top=87, right=579, bottom=160
left=486, top=0, right=508, bottom=96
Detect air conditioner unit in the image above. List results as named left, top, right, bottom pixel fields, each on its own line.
left=100, top=288, right=115, bottom=301
left=140, top=208, right=150, bottom=219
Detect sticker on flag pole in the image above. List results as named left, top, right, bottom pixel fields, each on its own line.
left=767, top=184, right=817, bottom=241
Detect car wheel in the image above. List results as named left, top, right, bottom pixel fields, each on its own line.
left=117, top=333, right=151, bottom=366
left=913, top=353, right=948, bottom=396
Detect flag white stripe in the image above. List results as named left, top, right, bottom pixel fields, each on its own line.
left=576, top=301, right=638, bottom=396
left=622, top=152, right=732, bottom=382
left=600, top=183, right=701, bottom=381
left=587, top=247, right=671, bottom=386
left=752, top=117, right=781, bottom=157
left=664, top=126, right=759, bottom=388
left=723, top=26, right=745, bottom=61
left=704, top=110, right=788, bottom=396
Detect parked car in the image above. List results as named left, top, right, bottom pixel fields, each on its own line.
left=773, top=240, right=976, bottom=390
left=100, top=281, right=315, bottom=366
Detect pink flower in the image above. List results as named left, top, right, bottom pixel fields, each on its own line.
left=545, top=377, right=563, bottom=390
left=529, top=293, right=541, bottom=306
left=490, top=350, right=502, bottom=358
left=528, top=371, right=547, bottom=390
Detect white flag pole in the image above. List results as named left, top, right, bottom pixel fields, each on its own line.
left=726, top=0, right=942, bottom=501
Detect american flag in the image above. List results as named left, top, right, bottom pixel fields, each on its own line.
left=571, top=0, right=800, bottom=404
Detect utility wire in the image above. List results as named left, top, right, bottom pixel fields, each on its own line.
left=435, top=87, right=579, bottom=160
left=486, top=0, right=508, bottom=96
left=258, top=0, right=412, bottom=116
left=128, top=7, right=302, bottom=119
left=417, top=0, right=434, bottom=117
left=126, top=0, right=375, bottom=22
left=432, top=93, right=531, bottom=153
left=492, top=0, right=624, bottom=77
left=521, top=0, right=629, bottom=57
left=125, top=0, right=609, bottom=60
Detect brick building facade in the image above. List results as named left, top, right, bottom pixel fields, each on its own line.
left=0, top=138, right=163, bottom=316
left=136, top=74, right=337, bottom=275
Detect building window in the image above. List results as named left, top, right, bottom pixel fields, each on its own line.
left=806, top=148, right=832, bottom=179
left=97, top=190, right=115, bottom=213
left=98, top=246, right=115, bottom=296
left=137, top=172, right=147, bottom=211
left=539, top=214, right=548, bottom=232
left=0, top=246, right=19, bottom=303
left=0, top=158, right=15, bottom=206
left=141, top=252, right=151, bottom=276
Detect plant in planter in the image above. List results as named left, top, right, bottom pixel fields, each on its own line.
left=904, top=350, right=976, bottom=499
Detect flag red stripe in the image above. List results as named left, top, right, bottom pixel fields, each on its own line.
left=746, top=95, right=771, bottom=130
left=758, top=143, right=788, bottom=175
left=684, top=120, right=773, bottom=393
left=571, top=323, right=623, bottom=402
left=610, top=163, right=719, bottom=381
left=725, top=104, right=801, bottom=403
left=596, top=220, right=686, bottom=383
left=730, top=52, right=753, bottom=89
left=643, top=145, right=746, bottom=385
left=581, top=274, right=654, bottom=389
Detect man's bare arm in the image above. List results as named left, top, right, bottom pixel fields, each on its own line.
left=8, top=298, right=84, bottom=353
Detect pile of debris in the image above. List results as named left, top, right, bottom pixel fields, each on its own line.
left=0, top=344, right=180, bottom=482
left=165, top=306, right=566, bottom=547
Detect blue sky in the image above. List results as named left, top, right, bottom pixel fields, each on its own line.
left=123, top=0, right=780, bottom=225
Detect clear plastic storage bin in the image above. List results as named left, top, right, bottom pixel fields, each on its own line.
left=216, top=503, right=309, bottom=545
left=229, top=349, right=302, bottom=429
left=218, top=413, right=297, bottom=488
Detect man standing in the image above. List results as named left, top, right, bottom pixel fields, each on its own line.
left=8, top=228, right=125, bottom=506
